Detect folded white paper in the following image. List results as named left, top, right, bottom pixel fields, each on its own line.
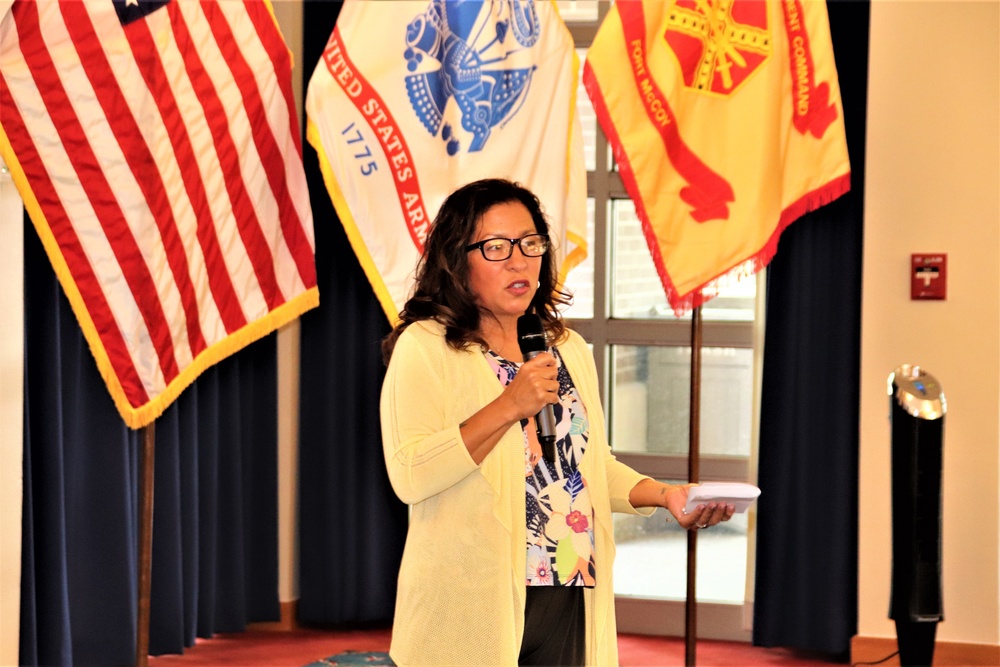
left=684, top=482, right=761, bottom=514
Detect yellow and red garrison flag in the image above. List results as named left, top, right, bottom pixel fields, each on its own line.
left=584, top=0, right=850, bottom=314
left=0, top=0, right=318, bottom=429
left=306, top=0, right=586, bottom=322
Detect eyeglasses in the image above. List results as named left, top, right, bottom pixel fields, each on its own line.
left=465, top=234, right=549, bottom=261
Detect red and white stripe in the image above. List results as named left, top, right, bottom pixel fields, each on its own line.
left=0, top=0, right=316, bottom=423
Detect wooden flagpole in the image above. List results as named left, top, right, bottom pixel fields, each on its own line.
left=685, top=306, right=703, bottom=667
left=136, top=422, right=155, bottom=667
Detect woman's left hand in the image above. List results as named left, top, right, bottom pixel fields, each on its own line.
left=661, top=484, right=736, bottom=532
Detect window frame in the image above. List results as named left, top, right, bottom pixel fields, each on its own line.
left=561, top=1, right=760, bottom=640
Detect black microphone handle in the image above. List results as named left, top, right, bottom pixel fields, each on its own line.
left=523, top=349, right=558, bottom=463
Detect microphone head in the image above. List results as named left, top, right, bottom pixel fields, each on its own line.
left=517, top=314, right=547, bottom=354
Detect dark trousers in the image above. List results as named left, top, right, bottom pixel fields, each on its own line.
left=518, top=586, right=586, bottom=666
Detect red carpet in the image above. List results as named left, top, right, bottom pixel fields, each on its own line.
left=148, top=627, right=844, bottom=666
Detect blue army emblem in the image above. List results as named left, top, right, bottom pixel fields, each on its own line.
left=403, top=0, right=541, bottom=155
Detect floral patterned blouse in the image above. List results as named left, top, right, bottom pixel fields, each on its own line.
left=485, top=348, right=596, bottom=588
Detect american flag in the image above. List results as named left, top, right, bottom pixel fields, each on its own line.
left=0, top=0, right=318, bottom=428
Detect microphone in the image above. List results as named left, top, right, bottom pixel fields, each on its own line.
left=517, top=313, right=557, bottom=464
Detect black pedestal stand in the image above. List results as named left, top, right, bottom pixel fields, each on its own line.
left=895, top=619, right=937, bottom=667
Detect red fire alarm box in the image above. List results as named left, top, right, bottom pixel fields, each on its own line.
left=911, top=254, right=947, bottom=300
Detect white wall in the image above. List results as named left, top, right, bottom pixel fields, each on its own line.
left=859, top=0, right=1000, bottom=647
left=0, top=163, right=25, bottom=667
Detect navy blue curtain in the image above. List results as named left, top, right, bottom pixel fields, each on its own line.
left=20, top=212, right=280, bottom=665
left=753, top=1, right=870, bottom=658
left=295, top=0, right=409, bottom=626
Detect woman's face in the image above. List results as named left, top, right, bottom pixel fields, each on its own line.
left=467, top=200, right=542, bottom=327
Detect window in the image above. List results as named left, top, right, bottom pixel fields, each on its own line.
left=556, top=1, right=761, bottom=640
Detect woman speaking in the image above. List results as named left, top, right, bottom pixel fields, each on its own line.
left=380, top=178, right=733, bottom=666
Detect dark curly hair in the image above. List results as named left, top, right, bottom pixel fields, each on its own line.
left=382, top=178, right=572, bottom=363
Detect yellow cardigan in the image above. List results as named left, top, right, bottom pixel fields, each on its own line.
left=380, top=319, right=653, bottom=666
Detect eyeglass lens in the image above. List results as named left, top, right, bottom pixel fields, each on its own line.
left=481, top=235, right=547, bottom=260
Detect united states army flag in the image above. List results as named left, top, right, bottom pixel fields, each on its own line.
left=584, top=0, right=850, bottom=314
left=306, top=0, right=586, bottom=322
